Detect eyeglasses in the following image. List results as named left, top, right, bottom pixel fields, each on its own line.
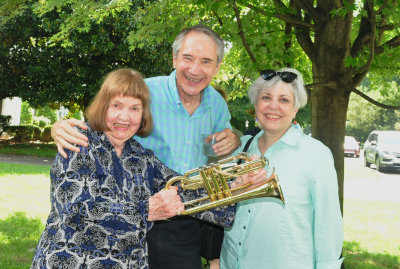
left=260, top=69, right=297, bottom=83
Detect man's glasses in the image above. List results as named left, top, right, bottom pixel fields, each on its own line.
left=260, top=69, right=297, bottom=83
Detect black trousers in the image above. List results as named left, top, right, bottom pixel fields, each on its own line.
left=147, top=216, right=202, bottom=269
left=199, top=221, right=224, bottom=260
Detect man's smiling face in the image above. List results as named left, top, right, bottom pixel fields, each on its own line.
left=173, top=31, right=221, bottom=99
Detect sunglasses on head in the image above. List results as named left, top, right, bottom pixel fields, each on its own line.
left=260, top=69, right=298, bottom=83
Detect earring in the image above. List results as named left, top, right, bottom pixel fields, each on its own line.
left=255, top=118, right=262, bottom=129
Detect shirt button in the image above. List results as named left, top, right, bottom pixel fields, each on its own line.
left=243, top=226, right=246, bottom=229
left=248, top=209, right=251, bottom=213
left=239, top=242, right=241, bottom=246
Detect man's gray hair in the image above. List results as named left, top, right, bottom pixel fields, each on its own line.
left=248, top=67, right=308, bottom=109
left=172, top=24, right=225, bottom=65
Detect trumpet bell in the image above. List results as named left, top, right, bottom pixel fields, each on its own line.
left=165, top=152, right=284, bottom=215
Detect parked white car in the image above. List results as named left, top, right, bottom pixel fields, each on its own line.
left=344, top=136, right=360, bottom=158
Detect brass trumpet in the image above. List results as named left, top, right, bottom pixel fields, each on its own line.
left=164, top=152, right=285, bottom=215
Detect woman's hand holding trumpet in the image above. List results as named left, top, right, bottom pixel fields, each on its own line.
left=231, top=163, right=269, bottom=192
left=148, top=186, right=184, bottom=221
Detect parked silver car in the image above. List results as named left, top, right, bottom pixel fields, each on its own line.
left=364, top=130, right=400, bottom=172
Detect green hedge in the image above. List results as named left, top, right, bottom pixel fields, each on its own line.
left=4, top=125, right=54, bottom=142
left=32, top=125, right=41, bottom=140
left=41, top=125, right=53, bottom=142
left=5, top=125, right=34, bottom=142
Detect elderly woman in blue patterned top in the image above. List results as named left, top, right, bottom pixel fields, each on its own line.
left=220, top=68, right=344, bottom=269
left=31, top=68, right=267, bottom=269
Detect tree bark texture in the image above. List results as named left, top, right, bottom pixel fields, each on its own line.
left=299, top=1, right=355, bottom=214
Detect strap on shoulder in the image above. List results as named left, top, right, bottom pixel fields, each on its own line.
left=238, top=135, right=256, bottom=165
left=242, top=135, right=255, bottom=153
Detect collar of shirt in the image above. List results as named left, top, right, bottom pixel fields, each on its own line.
left=278, top=124, right=303, bottom=147
left=85, top=123, right=146, bottom=158
left=167, top=70, right=213, bottom=116
left=250, top=124, right=302, bottom=152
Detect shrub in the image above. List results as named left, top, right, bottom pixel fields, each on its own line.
left=41, top=125, right=53, bottom=142
left=67, top=110, right=83, bottom=120
left=5, top=125, right=34, bottom=142
left=0, top=115, right=12, bottom=136
left=38, top=120, right=47, bottom=128
left=32, top=125, right=41, bottom=140
left=33, top=116, right=50, bottom=128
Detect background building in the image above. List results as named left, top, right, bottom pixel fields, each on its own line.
left=1, top=97, right=22, bottom=125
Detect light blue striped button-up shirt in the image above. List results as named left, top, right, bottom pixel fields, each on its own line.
left=135, top=70, right=232, bottom=174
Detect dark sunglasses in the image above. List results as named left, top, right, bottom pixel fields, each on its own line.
left=260, top=69, right=297, bottom=83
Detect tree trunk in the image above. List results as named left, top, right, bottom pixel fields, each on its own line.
left=311, top=84, right=349, bottom=215
left=308, top=3, right=354, bottom=215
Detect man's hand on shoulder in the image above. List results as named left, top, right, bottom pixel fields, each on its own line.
left=51, top=119, right=88, bottom=158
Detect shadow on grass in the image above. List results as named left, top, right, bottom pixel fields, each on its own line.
left=0, top=212, right=44, bottom=268
left=343, top=241, right=400, bottom=269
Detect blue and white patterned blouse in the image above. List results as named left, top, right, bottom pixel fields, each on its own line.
left=31, top=126, right=235, bottom=269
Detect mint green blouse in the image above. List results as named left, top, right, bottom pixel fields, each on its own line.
left=220, top=125, right=344, bottom=269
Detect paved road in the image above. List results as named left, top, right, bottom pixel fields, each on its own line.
left=344, top=151, right=400, bottom=203
left=0, top=153, right=55, bottom=166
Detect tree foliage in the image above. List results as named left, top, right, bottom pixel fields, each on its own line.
left=36, top=105, right=58, bottom=124
left=347, top=81, right=400, bottom=142
left=0, top=0, right=172, bottom=110
left=20, top=101, right=33, bottom=124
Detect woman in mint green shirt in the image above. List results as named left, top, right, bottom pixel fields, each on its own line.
left=220, top=68, right=344, bottom=269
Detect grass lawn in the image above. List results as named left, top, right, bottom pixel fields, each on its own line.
left=0, top=162, right=399, bottom=268
left=0, top=141, right=57, bottom=158
left=0, top=163, right=50, bottom=269
left=343, top=198, right=400, bottom=268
